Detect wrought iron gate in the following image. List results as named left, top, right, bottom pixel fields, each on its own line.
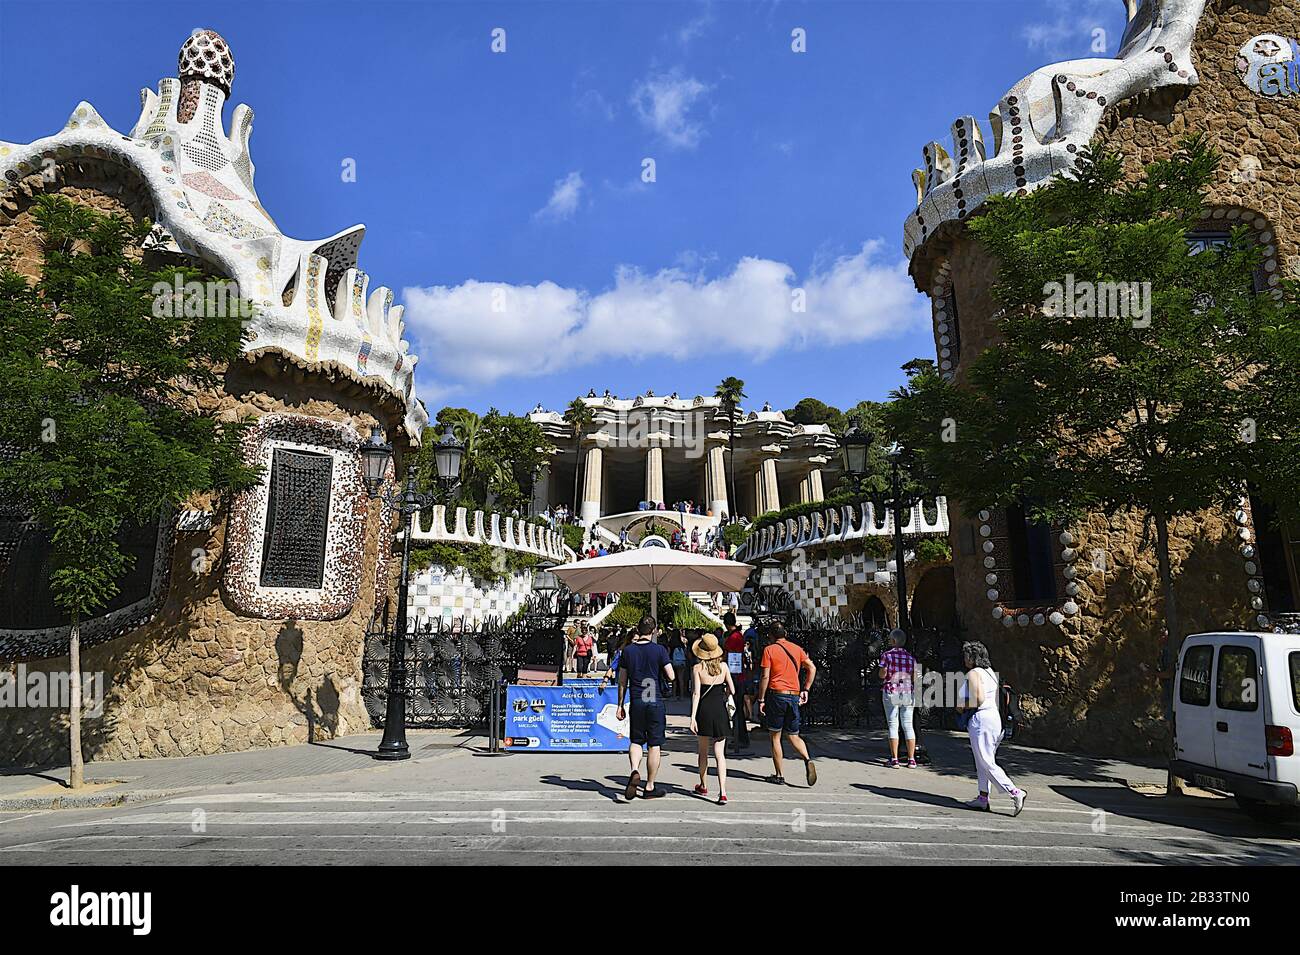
left=361, top=592, right=567, bottom=729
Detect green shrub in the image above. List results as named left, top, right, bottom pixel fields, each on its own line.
left=408, top=541, right=538, bottom=584
left=560, top=523, right=585, bottom=554
left=602, top=591, right=717, bottom=631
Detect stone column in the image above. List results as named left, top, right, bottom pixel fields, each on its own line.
left=645, top=446, right=664, bottom=506
left=761, top=456, right=780, bottom=514
left=706, top=443, right=729, bottom=518
left=798, top=475, right=812, bottom=505
left=580, top=445, right=603, bottom=525
left=753, top=469, right=766, bottom=517
left=807, top=467, right=825, bottom=503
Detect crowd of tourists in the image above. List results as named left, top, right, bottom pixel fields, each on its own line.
left=573, top=614, right=1026, bottom=815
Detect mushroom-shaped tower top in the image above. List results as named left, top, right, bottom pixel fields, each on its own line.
left=178, top=29, right=234, bottom=94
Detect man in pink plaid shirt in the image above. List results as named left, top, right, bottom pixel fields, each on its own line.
left=877, top=630, right=918, bottom=767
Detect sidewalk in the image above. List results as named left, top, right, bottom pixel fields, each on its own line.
left=0, top=729, right=479, bottom=810
left=0, top=691, right=1172, bottom=811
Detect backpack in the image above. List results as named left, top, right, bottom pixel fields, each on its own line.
left=998, top=683, right=1021, bottom=740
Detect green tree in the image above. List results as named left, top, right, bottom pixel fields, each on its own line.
left=783, top=397, right=845, bottom=434
left=418, top=407, right=551, bottom=514
left=563, top=397, right=595, bottom=518
left=886, top=139, right=1300, bottom=653
left=0, top=196, right=259, bottom=786
left=713, top=376, right=746, bottom=519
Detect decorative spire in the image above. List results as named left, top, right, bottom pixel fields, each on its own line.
left=178, top=29, right=235, bottom=94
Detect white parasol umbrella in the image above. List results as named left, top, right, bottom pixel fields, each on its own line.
left=550, top=547, right=753, bottom=620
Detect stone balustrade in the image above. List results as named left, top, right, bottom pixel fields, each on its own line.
left=737, top=497, right=949, bottom=562
left=402, top=506, right=574, bottom=562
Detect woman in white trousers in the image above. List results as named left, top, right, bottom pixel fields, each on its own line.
left=958, top=641, right=1026, bottom=816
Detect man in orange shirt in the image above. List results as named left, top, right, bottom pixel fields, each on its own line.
left=757, top=622, right=817, bottom=786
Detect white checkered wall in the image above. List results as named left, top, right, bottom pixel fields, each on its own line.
left=406, top=565, right=534, bottom=629
left=784, top=554, right=887, bottom=616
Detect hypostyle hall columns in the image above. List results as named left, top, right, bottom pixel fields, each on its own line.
left=580, top=445, right=603, bottom=525
left=705, top=442, right=729, bottom=518
left=753, top=449, right=781, bottom=516
left=645, top=446, right=664, bottom=506
left=798, top=466, right=825, bottom=504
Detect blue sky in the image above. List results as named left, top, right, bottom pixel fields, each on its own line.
left=0, top=0, right=1125, bottom=417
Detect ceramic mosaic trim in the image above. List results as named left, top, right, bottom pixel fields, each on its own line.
left=354, top=272, right=373, bottom=374
left=304, top=254, right=325, bottom=361
left=222, top=414, right=370, bottom=621
left=182, top=170, right=241, bottom=200
left=903, top=0, right=1208, bottom=260
left=201, top=200, right=267, bottom=240
left=0, top=514, right=176, bottom=660
left=975, top=508, right=1074, bottom=629
left=930, top=261, right=958, bottom=379
left=143, top=78, right=176, bottom=139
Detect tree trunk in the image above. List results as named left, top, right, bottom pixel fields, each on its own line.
left=1153, top=512, right=1187, bottom=796
left=1153, top=512, right=1180, bottom=647
left=727, top=422, right=736, bottom=520
left=69, top=618, right=84, bottom=790
left=571, top=441, right=581, bottom=517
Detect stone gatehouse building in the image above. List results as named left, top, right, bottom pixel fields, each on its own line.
left=530, top=393, right=841, bottom=530
left=0, top=31, right=429, bottom=762
left=903, top=0, right=1298, bottom=755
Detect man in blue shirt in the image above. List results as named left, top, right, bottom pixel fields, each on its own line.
left=617, top=614, right=675, bottom=800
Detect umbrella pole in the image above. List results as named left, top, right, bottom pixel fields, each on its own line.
left=651, top=586, right=658, bottom=624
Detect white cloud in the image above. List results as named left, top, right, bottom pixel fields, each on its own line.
left=1021, top=0, right=1122, bottom=60
left=676, top=3, right=715, bottom=47
left=535, top=171, right=585, bottom=222
left=402, top=240, right=927, bottom=390
left=631, top=69, right=711, bottom=150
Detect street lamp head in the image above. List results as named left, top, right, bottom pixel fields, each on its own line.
left=434, top=423, right=465, bottom=484
left=532, top=560, right=559, bottom=592
left=758, top=557, right=784, bottom=589
left=841, top=417, right=872, bottom=477
left=360, top=426, right=393, bottom=500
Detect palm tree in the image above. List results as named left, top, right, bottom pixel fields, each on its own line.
left=563, top=397, right=596, bottom=518
left=713, top=376, right=746, bottom=520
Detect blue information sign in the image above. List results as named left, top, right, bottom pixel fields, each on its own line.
left=504, top=683, right=629, bottom=752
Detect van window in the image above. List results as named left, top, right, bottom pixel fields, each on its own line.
left=1215, top=645, right=1259, bottom=712
left=1290, top=652, right=1300, bottom=713
left=1179, top=645, right=1213, bottom=706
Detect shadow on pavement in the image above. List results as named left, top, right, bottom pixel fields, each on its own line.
left=1052, top=784, right=1300, bottom=842
left=852, top=783, right=972, bottom=811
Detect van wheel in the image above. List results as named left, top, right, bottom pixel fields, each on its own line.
left=1235, top=796, right=1299, bottom=826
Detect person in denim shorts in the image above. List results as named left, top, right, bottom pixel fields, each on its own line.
left=756, top=622, right=818, bottom=787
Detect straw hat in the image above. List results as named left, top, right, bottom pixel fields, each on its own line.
left=692, top=633, right=724, bottom=662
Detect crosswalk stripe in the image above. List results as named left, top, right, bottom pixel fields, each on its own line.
left=51, top=808, right=1277, bottom=843
left=159, top=790, right=1238, bottom=823
left=1, top=832, right=1266, bottom=862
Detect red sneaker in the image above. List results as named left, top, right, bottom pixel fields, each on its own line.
left=718, top=794, right=728, bottom=805
left=693, top=783, right=709, bottom=796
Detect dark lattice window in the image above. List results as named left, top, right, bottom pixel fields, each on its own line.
left=1006, top=503, right=1057, bottom=604
left=259, top=448, right=333, bottom=589
left=1185, top=232, right=1230, bottom=255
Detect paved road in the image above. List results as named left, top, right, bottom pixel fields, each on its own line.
left=3, top=717, right=1297, bottom=864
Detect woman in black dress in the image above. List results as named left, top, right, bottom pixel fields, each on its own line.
left=689, top=632, right=735, bottom=805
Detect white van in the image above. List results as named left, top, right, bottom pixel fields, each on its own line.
left=1171, top=631, right=1300, bottom=823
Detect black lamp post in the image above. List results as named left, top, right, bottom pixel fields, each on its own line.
left=840, top=419, right=911, bottom=635
left=360, top=423, right=464, bottom=761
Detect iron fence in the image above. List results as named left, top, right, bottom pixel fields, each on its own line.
left=361, top=592, right=568, bottom=729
